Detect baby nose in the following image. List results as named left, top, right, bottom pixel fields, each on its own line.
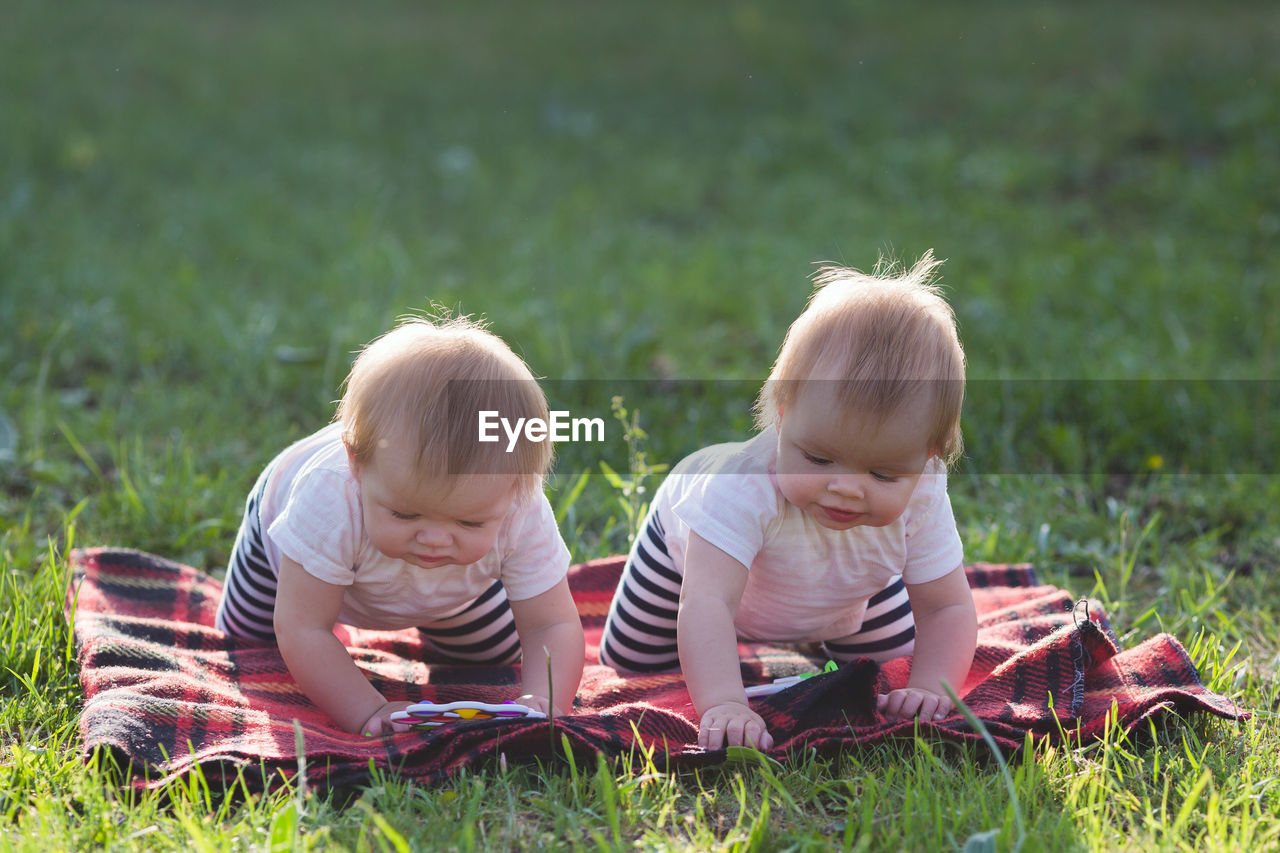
left=828, top=474, right=865, bottom=498
left=416, top=525, right=451, bottom=547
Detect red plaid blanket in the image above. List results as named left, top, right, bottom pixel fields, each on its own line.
left=66, top=548, right=1246, bottom=791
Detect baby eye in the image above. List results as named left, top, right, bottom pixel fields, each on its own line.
left=801, top=451, right=833, bottom=466
left=390, top=510, right=419, bottom=521
left=871, top=471, right=899, bottom=483
left=458, top=520, right=486, bottom=529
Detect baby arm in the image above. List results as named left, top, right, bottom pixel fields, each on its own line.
left=878, top=564, right=977, bottom=721
left=509, top=577, right=584, bottom=717
left=274, top=555, right=411, bottom=735
left=678, top=532, right=774, bottom=751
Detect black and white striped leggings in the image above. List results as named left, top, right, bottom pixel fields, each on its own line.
left=215, top=474, right=522, bottom=665
left=598, top=510, right=917, bottom=673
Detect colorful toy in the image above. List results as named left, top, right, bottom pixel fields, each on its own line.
left=744, top=676, right=810, bottom=698
left=389, top=700, right=546, bottom=729
left=744, top=660, right=839, bottom=698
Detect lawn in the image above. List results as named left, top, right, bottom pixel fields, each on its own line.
left=2, top=0, right=1278, bottom=849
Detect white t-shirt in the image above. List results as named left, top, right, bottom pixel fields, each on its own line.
left=256, top=423, right=570, bottom=630
left=654, top=426, right=963, bottom=643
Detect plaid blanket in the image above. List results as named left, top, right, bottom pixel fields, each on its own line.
left=66, top=548, right=1246, bottom=791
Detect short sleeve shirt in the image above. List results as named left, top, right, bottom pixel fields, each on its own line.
left=258, top=424, right=570, bottom=630
left=653, top=426, right=962, bottom=643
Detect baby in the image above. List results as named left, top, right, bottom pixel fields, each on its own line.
left=216, top=315, right=584, bottom=736
left=599, top=253, right=977, bottom=750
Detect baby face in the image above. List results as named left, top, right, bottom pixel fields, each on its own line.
left=349, top=441, right=517, bottom=569
left=773, top=383, right=935, bottom=531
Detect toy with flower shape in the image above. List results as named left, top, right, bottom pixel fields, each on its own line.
left=388, top=700, right=546, bottom=729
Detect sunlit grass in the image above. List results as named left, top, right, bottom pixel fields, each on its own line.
left=2, top=0, right=1277, bottom=849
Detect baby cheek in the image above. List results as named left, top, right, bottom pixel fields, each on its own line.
left=776, top=473, right=813, bottom=507
left=888, top=485, right=917, bottom=518
left=474, top=529, right=503, bottom=559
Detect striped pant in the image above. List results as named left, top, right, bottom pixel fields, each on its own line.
left=215, top=475, right=522, bottom=665
left=598, top=510, right=916, bottom=673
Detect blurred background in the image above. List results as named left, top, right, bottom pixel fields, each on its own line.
left=2, top=1, right=1276, bottom=592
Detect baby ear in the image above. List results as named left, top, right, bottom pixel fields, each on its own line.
left=344, top=441, right=363, bottom=481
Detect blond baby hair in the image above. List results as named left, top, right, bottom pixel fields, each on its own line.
left=336, top=313, right=552, bottom=497
left=754, top=251, right=966, bottom=465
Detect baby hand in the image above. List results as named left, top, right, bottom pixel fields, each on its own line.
left=359, top=701, right=416, bottom=737
left=698, top=702, right=775, bottom=751
left=877, top=687, right=954, bottom=721
left=518, top=693, right=558, bottom=717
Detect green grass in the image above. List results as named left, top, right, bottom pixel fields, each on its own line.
left=3, top=0, right=1278, bottom=849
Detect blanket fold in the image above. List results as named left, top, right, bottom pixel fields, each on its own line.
left=66, top=548, right=1246, bottom=791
